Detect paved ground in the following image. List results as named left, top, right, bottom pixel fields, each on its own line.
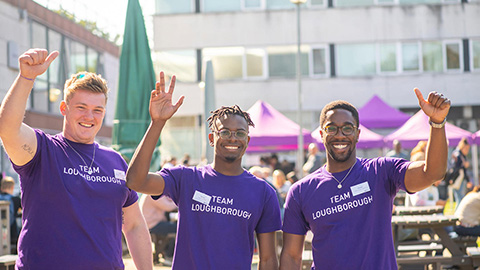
left=123, top=256, right=171, bottom=270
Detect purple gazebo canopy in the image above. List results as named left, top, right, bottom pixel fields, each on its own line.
left=358, top=95, right=411, bottom=129
left=246, top=100, right=313, bottom=153
left=384, top=110, right=474, bottom=149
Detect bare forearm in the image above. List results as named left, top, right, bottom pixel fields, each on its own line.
left=0, top=76, right=34, bottom=139
left=425, top=125, right=448, bottom=180
left=126, top=120, right=166, bottom=191
left=124, top=224, right=153, bottom=270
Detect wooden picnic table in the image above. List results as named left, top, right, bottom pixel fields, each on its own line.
left=392, top=214, right=475, bottom=270
left=394, top=205, right=444, bottom=216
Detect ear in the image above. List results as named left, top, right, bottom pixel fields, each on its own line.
left=60, top=101, right=67, bottom=116
left=208, top=133, right=214, bottom=147
left=356, top=128, right=361, bottom=143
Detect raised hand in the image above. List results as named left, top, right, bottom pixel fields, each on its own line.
left=19, top=49, right=59, bottom=80
left=149, top=71, right=185, bottom=122
left=414, top=88, right=451, bottom=124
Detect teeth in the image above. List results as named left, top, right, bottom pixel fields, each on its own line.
left=225, top=146, right=238, bottom=150
left=333, top=145, right=347, bottom=149
left=80, top=123, right=93, bottom=128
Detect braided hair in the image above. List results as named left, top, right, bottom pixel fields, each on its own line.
left=207, top=105, right=255, bottom=131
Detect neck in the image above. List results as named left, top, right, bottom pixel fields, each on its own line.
left=211, top=160, right=245, bottom=176
left=325, top=157, right=357, bottom=173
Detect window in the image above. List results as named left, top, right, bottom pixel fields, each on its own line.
left=267, top=46, right=309, bottom=77
left=445, top=41, right=461, bottom=71
left=336, top=43, right=376, bottom=76
left=244, top=0, right=264, bottom=9
left=48, top=30, right=64, bottom=114
left=335, top=0, right=374, bottom=7
left=245, top=49, right=266, bottom=78
left=266, top=0, right=294, bottom=9
left=378, top=43, right=397, bottom=73
left=203, top=0, right=241, bottom=12
left=401, top=42, right=420, bottom=72
left=311, top=46, right=328, bottom=76
left=472, top=39, right=480, bottom=71
left=310, top=0, right=327, bottom=7
left=422, top=41, right=443, bottom=72
left=156, top=0, right=194, bottom=14
left=203, top=47, right=243, bottom=80
left=154, top=50, right=197, bottom=82
left=87, top=48, right=99, bottom=73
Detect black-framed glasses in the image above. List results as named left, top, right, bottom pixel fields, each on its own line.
left=215, top=129, right=248, bottom=140
left=323, top=124, right=356, bottom=136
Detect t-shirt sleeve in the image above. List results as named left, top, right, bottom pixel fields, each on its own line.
left=383, top=157, right=411, bottom=193
left=156, top=166, right=185, bottom=204
left=123, top=189, right=139, bottom=208
left=12, top=129, right=44, bottom=182
left=255, top=184, right=282, bottom=234
left=282, top=183, right=309, bottom=235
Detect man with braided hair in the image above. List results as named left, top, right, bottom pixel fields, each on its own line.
left=126, top=72, right=281, bottom=270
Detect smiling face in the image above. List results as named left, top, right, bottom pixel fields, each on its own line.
left=209, top=114, right=250, bottom=167
left=60, top=89, right=106, bottom=144
left=319, top=108, right=360, bottom=168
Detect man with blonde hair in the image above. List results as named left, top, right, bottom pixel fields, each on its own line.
left=0, top=48, right=152, bottom=269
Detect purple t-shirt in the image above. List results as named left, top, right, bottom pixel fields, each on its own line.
left=12, top=130, right=137, bottom=270
left=157, top=165, right=282, bottom=270
left=283, top=157, right=410, bottom=270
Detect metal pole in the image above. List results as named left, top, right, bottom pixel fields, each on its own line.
left=295, top=3, right=304, bottom=179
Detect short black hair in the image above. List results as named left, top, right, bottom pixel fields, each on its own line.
left=207, top=105, right=255, bottom=131
left=319, top=100, right=359, bottom=128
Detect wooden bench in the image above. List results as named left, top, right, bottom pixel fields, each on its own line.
left=467, top=247, right=480, bottom=268
left=397, top=243, right=444, bottom=256
left=0, top=255, right=17, bottom=270
left=397, top=255, right=474, bottom=270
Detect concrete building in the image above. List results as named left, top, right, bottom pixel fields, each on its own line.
left=151, top=0, right=480, bottom=163
left=0, top=0, right=119, bottom=174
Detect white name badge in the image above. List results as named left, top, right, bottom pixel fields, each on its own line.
left=114, top=169, right=126, bottom=181
left=193, top=190, right=212, bottom=205
left=350, top=181, right=370, bottom=197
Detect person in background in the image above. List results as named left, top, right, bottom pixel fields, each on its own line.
left=280, top=89, right=450, bottom=269
left=303, top=143, right=323, bottom=175
left=162, top=156, right=177, bottom=169
left=406, top=141, right=446, bottom=207
left=386, top=139, right=409, bottom=160
left=450, top=137, right=471, bottom=204
left=286, top=171, right=299, bottom=185
left=125, top=72, right=281, bottom=270
left=273, top=169, right=291, bottom=203
left=0, top=48, right=152, bottom=269
left=0, top=176, right=21, bottom=252
left=454, top=186, right=480, bottom=236
left=180, top=154, right=191, bottom=166
left=139, top=194, right=178, bottom=265
left=410, top=140, right=427, bottom=162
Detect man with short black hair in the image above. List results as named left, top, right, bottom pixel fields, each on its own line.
left=126, top=73, right=282, bottom=269
left=280, top=89, right=451, bottom=269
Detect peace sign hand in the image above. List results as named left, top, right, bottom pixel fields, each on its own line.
left=149, top=71, right=185, bottom=122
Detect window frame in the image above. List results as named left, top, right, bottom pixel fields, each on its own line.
left=309, top=44, right=330, bottom=77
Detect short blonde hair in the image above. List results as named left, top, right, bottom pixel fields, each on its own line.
left=64, top=72, right=109, bottom=104
left=1, top=176, right=15, bottom=191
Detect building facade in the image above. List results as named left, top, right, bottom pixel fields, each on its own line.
left=0, top=0, right=120, bottom=175
left=151, top=0, right=480, bottom=162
